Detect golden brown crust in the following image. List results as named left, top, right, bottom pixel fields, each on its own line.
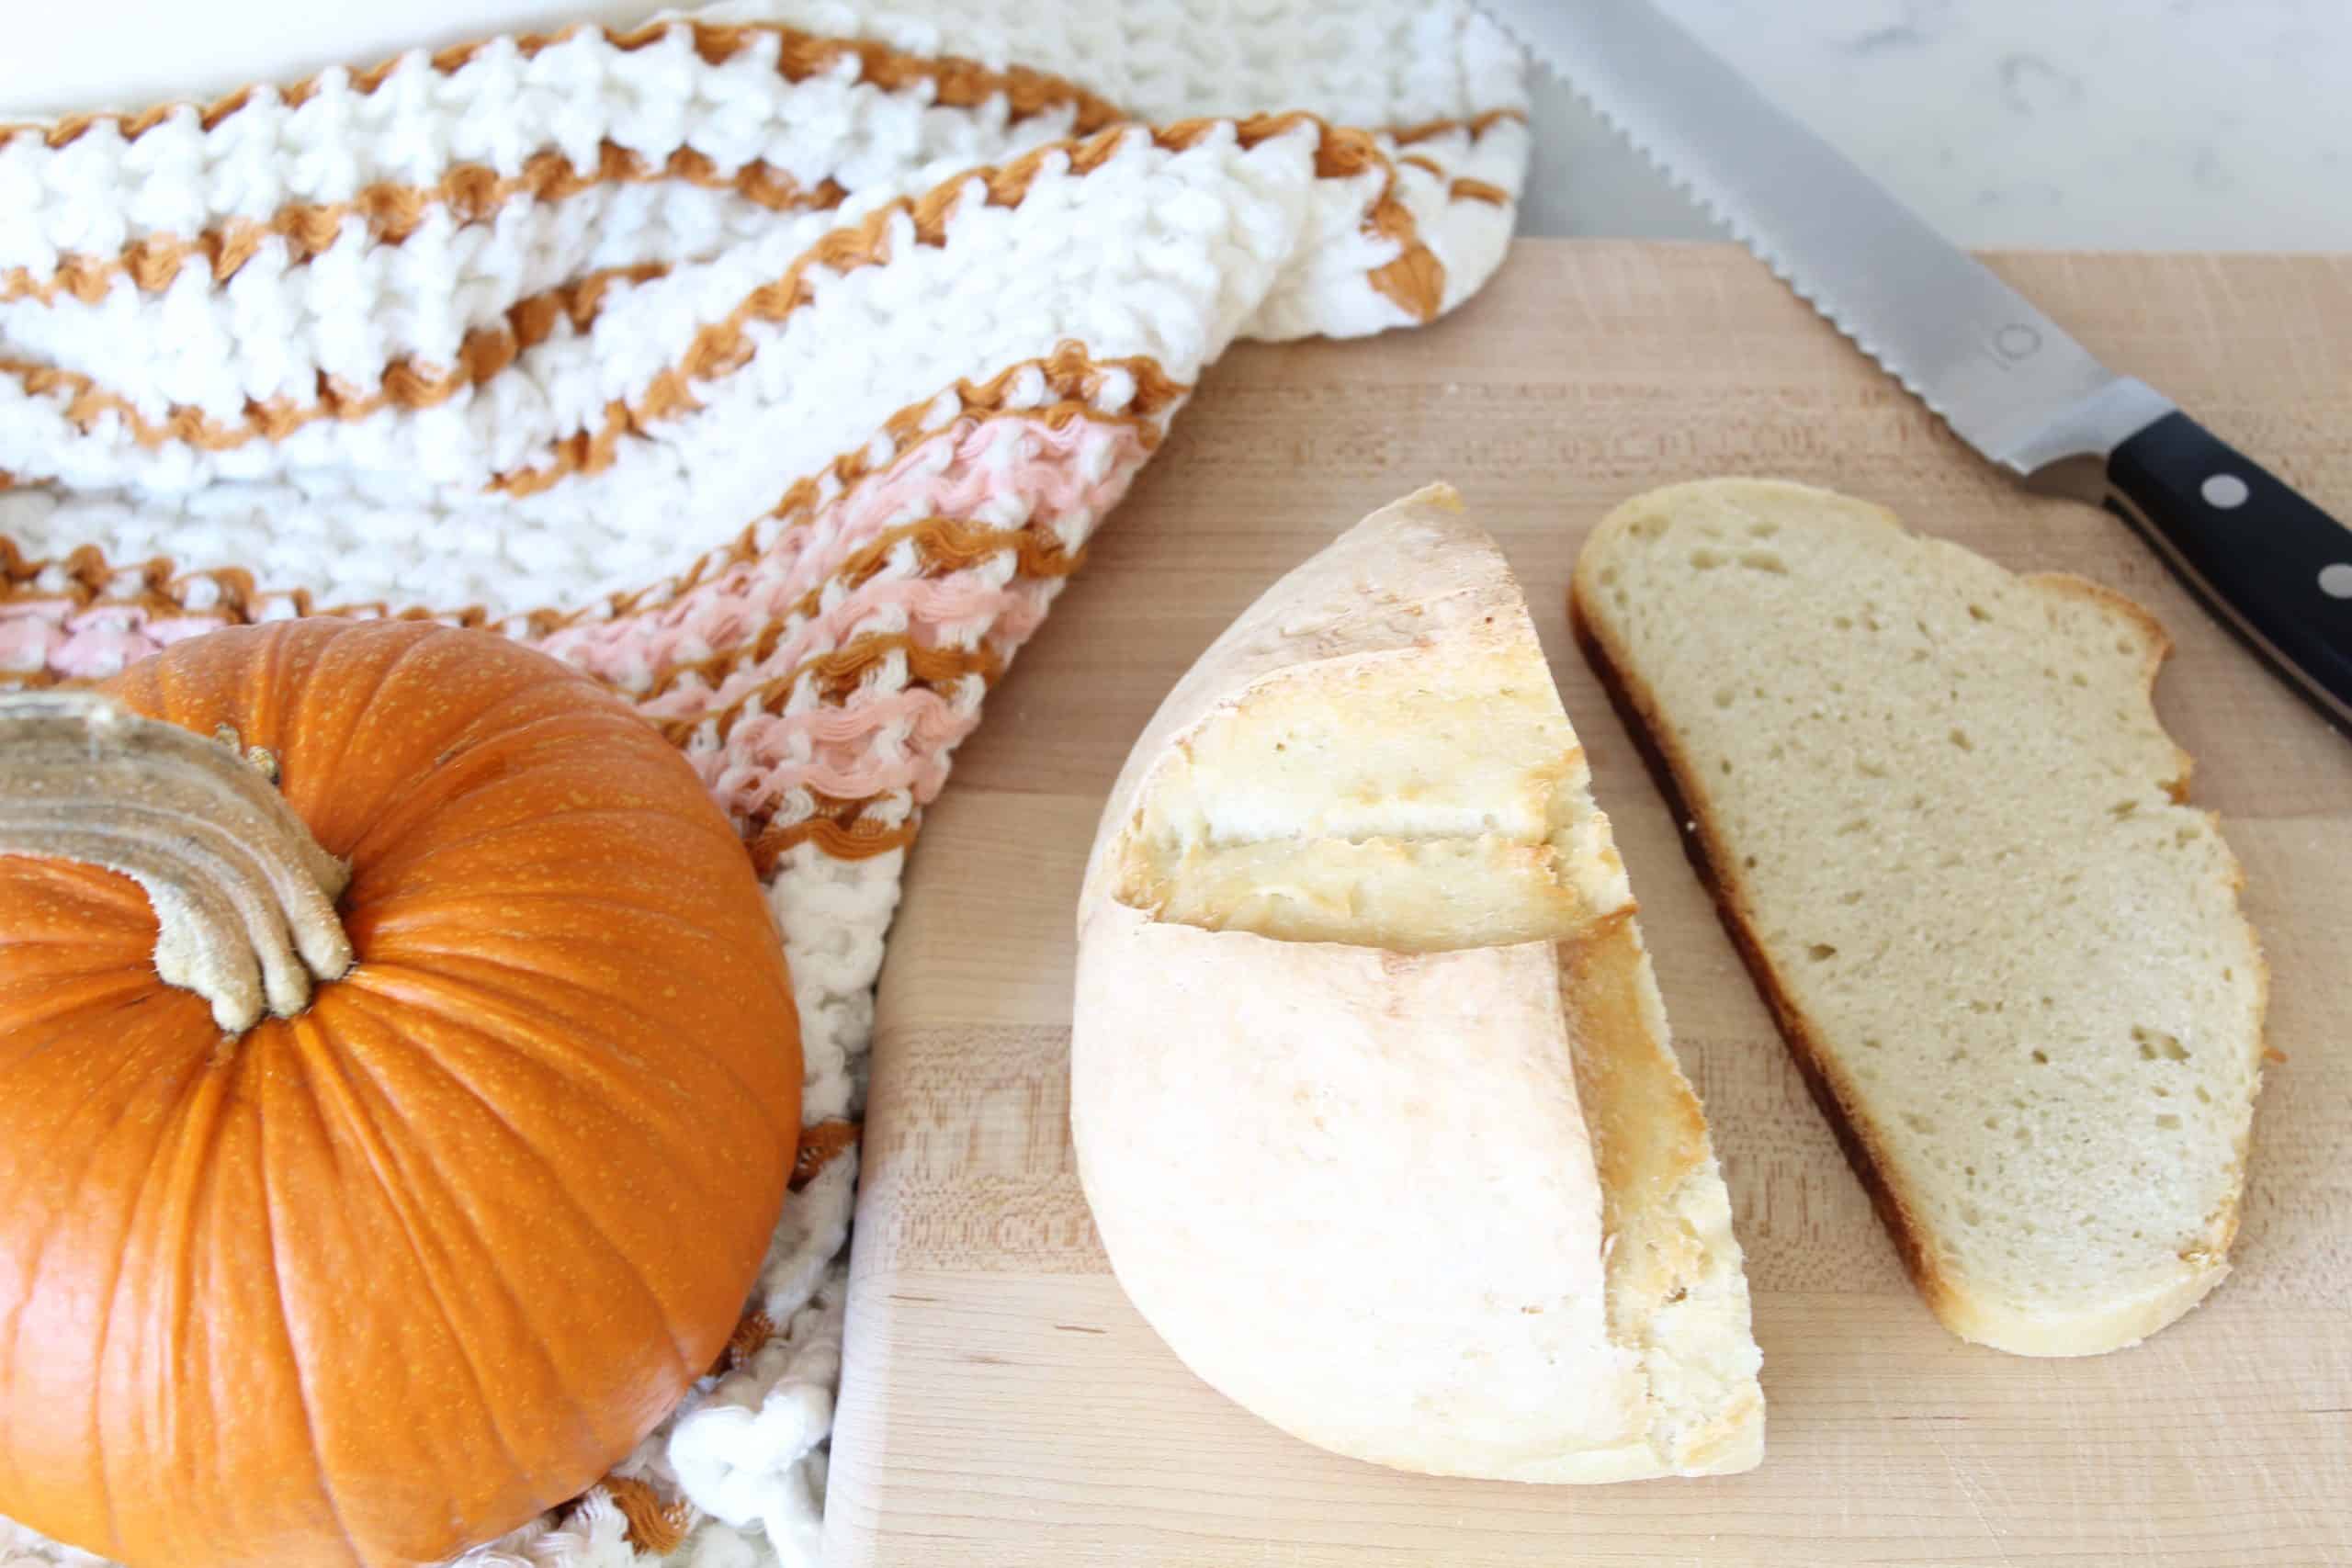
left=1567, top=574, right=1963, bottom=1327
left=1557, top=907, right=1710, bottom=1243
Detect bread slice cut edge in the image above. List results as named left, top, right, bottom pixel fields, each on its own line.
left=1569, top=478, right=2269, bottom=1358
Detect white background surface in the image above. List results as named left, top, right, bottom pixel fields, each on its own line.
left=1521, top=0, right=2352, bottom=250
left=3, top=0, right=2348, bottom=251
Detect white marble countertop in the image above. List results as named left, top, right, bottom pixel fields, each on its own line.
left=3, top=1, right=2345, bottom=254
left=1520, top=0, right=2352, bottom=250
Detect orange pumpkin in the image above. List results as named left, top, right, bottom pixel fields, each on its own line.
left=0, top=620, right=801, bottom=1568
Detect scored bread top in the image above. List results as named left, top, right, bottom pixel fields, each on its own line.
left=1088, top=483, right=1632, bottom=950
left=1072, top=485, right=1762, bottom=1480
left=1572, top=478, right=2267, bottom=1356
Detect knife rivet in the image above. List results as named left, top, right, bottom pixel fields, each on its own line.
left=2319, top=563, right=2352, bottom=601
left=1995, top=323, right=2041, bottom=360
left=2200, top=473, right=2250, bottom=510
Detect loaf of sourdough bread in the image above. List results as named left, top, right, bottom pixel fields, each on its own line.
left=1572, top=478, right=2267, bottom=1357
left=1073, top=484, right=1764, bottom=1479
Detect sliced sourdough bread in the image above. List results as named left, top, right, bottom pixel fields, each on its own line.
left=1073, top=484, right=1764, bottom=1479
left=1571, top=478, right=2267, bottom=1357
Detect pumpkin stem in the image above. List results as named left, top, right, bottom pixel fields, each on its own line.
left=0, top=691, right=353, bottom=1033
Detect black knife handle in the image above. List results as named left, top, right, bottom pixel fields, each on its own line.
left=2104, top=411, right=2352, bottom=733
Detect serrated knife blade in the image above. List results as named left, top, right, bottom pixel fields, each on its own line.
left=1485, top=0, right=2352, bottom=733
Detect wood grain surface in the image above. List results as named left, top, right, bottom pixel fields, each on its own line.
left=823, top=240, right=2352, bottom=1565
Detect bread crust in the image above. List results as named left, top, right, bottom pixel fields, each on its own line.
left=1568, top=484, right=2268, bottom=1357
left=1073, top=488, right=1765, bottom=1477
left=1570, top=584, right=1956, bottom=1321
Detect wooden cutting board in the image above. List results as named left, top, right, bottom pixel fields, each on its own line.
left=822, top=240, right=2352, bottom=1566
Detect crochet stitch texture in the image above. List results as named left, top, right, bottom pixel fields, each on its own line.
left=0, top=2, right=1529, bottom=1562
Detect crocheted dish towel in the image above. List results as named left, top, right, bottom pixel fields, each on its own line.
left=0, top=2, right=1529, bottom=1562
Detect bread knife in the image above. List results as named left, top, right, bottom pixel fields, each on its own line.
left=1483, top=0, right=2352, bottom=735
